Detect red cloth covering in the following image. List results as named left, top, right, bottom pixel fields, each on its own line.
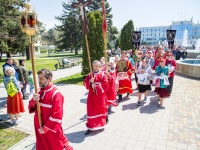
left=28, top=84, right=73, bottom=150
left=105, top=71, right=118, bottom=107
left=7, top=92, right=25, bottom=114
left=165, top=59, right=176, bottom=77
left=84, top=71, right=109, bottom=131
left=116, top=59, right=133, bottom=95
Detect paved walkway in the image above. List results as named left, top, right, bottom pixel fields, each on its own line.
left=0, top=67, right=200, bottom=150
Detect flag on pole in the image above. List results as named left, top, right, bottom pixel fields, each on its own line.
left=102, top=0, right=107, bottom=34
left=102, top=0, right=107, bottom=58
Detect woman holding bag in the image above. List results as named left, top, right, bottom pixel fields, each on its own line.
left=154, top=59, right=170, bottom=109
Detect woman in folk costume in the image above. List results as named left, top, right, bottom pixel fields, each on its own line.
left=154, top=59, right=170, bottom=109
left=105, top=62, right=118, bottom=115
left=83, top=60, right=109, bottom=135
left=115, top=51, right=133, bottom=103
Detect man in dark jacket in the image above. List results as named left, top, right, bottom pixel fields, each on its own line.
left=18, top=59, right=29, bottom=99
left=2, top=57, right=14, bottom=77
left=181, top=49, right=188, bottom=59
left=176, top=48, right=182, bottom=60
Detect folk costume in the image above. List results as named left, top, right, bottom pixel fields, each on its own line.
left=116, top=58, right=133, bottom=101
left=28, top=84, right=73, bottom=150
left=84, top=71, right=109, bottom=131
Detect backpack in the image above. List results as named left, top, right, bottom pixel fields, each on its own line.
left=6, top=77, right=18, bottom=97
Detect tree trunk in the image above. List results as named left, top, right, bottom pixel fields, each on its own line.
left=0, top=52, right=2, bottom=60
left=6, top=52, right=11, bottom=58
left=71, top=48, right=73, bottom=53
left=75, top=47, right=78, bottom=55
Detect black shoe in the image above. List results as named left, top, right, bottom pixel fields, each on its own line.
left=127, top=93, right=130, bottom=97
left=106, top=116, right=109, bottom=124
left=85, top=129, right=91, bottom=135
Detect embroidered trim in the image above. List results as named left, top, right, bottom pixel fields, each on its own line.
left=87, top=113, right=107, bottom=119
left=40, top=103, right=52, bottom=108
left=41, top=86, right=55, bottom=99
left=87, top=125, right=106, bottom=131
left=43, top=125, right=56, bottom=133
left=52, top=90, right=59, bottom=100
left=49, top=116, right=62, bottom=123
left=99, top=84, right=104, bottom=93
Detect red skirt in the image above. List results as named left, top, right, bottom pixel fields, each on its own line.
left=7, top=92, right=25, bottom=114
left=154, top=87, right=170, bottom=98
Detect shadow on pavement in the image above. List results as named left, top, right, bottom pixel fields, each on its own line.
left=80, top=98, right=86, bottom=104
left=24, top=143, right=35, bottom=150
left=122, top=103, right=138, bottom=111
left=139, top=96, right=159, bottom=114
left=0, top=97, right=7, bottom=109
left=80, top=114, right=87, bottom=121
left=65, top=130, right=85, bottom=143
left=0, top=114, right=10, bottom=123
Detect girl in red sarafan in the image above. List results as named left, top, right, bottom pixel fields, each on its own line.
left=83, top=60, right=109, bottom=135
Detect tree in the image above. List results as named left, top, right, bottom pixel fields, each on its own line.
left=55, top=0, right=82, bottom=55
left=0, top=0, right=28, bottom=58
left=115, top=38, right=120, bottom=49
left=42, top=28, right=59, bottom=46
left=120, top=20, right=134, bottom=50
left=82, top=11, right=104, bottom=75
left=88, top=0, right=118, bottom=49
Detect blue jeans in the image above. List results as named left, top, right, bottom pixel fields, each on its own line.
left=29, top=84, right=34, bottom=93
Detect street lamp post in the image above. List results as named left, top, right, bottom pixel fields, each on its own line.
left=19, top=2, right=42, bottom=127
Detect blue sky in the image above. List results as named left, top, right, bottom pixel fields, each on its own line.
left=30, top=0, right=200, bottom=31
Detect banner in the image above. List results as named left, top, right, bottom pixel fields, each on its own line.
left=132, top=31, right=141, bottom=49
left=166, top=30, right=176, bottom=49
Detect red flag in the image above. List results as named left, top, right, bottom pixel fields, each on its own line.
left=102, top=0, right=107, bottom=34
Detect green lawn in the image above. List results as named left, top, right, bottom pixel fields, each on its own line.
left=0, top=52, right=82, bottom=83
left=0, top=124, right=29, bottom=150
left=0, top=59, right=57, bottom=83
left=54, top=72, right=85, bottom=86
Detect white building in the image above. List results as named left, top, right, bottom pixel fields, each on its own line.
left=139, top=26, right=170, bottom=45
left=139, top=18, right=200, bottom=45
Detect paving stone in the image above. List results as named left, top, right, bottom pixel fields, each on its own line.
left=1, top=68, right=200, bottom=150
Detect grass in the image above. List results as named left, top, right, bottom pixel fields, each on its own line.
left=0, top=52, right=82, bottom=83
left=0, top=59, right=57, bottom=83
left=0, top=124, right=29, bottom=150
left=54, top=72, right=84, bottom=86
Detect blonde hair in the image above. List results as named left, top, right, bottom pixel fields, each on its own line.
left=13, top=59, right=18, bottom=66
left=5, top=67, right=15, bottom=76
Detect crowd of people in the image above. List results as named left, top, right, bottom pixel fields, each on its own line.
left=1, top=45, right=183, bottom=149
left=83, top=45, right=181, bottom=135
left=2, top=58, right=34, bottom=125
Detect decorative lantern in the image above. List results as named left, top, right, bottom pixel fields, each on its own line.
left=19, top=2, right=42, bottom=128
left=20, top=3, right=38, bottom=36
